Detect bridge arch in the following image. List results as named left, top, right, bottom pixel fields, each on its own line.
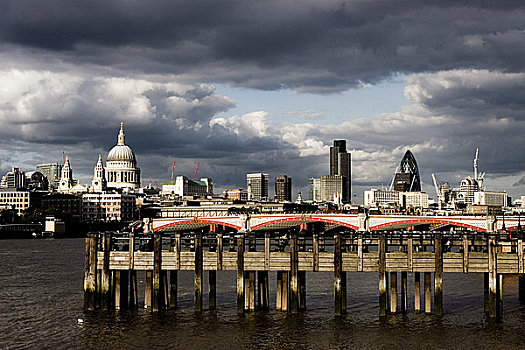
left=370, top=218, right=486, bottom=232
left=154, top=218, right=242, bottom=232
left=250, top=216, right=359, bottom=231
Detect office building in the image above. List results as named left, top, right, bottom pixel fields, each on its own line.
left=275, top=175, right=292, bottom=202
left=247, top=173, right=269, bottom=201
left=309, top=178, right=321, bottom=202
left=36, top=163, right=62, bottom=190
left=320, top=175, right=344, bottom=204
left=392, top=150, right=421, bottom=192
left=329, top=140, right=351, bottom=203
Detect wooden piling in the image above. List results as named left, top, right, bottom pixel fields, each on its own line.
left=217, top=233, right=223, bottom=270
left=144, top=271, right=152, bottom=309
left=334, top=232, right=345, bottom=315
left=152, top=233, right=162, bottom=312
left=194, top=232, right=203, bottom=312
left=209, top=270, right=216, bottom=310
left=169, top=271, right=178, bottom=309
left=128, top=233, right=138, bottom=309
left=424, top=272, right=431, bottom=314
left=379, top=234, right=387, bottom=316
left=488, top=237, right=497, bottom=317
left=414, top=272, right=421, bottom=313
left=258, top=271, right=269, bottom=310
left=245, top=271, right=256, bottom=311
left=313, top=233, right=319, bottom=272
left=463, top=236, right=469, bottom=273
left=496, top=274, right=503, bottom=317
left=101, top=232, right=112, bottom=310
left=299, top=271, right=307, bottom=311
left=434, top=233, right=443, bottom=316
left=401, top=271, right=407, bottom=313
left=236, top=233, right=245, bottom=314
left=484, top=272, right=489, bottom=313
left=114, top=271, right=121, bottom=310
left=290, top=232, right=299, bottom=313
left=83, top=233, right=97, bottom=311
left=390, top=272, right=397, bottom=314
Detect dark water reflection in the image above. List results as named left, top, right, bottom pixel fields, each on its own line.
left=1, top=239, right=525, bottom=349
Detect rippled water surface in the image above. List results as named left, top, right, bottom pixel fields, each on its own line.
left=2, top=238, right=525, bottom=349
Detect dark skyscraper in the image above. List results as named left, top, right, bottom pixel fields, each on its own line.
left=275, top=175, right=292, bottom=202
left=392, top=150, right=421, bottom=192
left=329, top=140, right=352, bottom=203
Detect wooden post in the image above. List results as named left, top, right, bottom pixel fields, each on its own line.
left=390, top=272, right=397, bottom=314
left=401, top=271, right=407, bottom=313
left=496, top=274, right=503, bottom=317
left=217, top=233, right=223, bottom=270
left=488, top=236, right=497, bottom=317
left=169, top=233, right=180, bottom=309
left=414, top=272, right=421, bottom=313
left=463, top=236, right=469, bottom=273
left=484, top=272, right=489, bottom=313
left=276, top=271, right=283, bottom=310
left=407, top=238, right=413, bottom=272
left=129, top=233, right=138, bottom=309
left=313, top=233, right=319, bottom=272
left=144, top=271, right=152, bottom=309
left=101, top=232, right=112, bottom=310
left=424, top=272, right=431, bottom=314
left=358, top=236, right=363, bottom=272
left=334, top=232, right=345, bottom=315
left=194, top=231, right=203, bottom=312
left=209, top=270, right=216, bottom=310
left=379, top=234, right=387, bottom=316
left=169, top=271, right=178, bottom=309
left=151, top=233, right=162, bottom=312
left=434, top=233, right=443, bottom=316
left=290, top=232, right=299, bottom=313
left=114, top=271, right=122, bottom=310
left=237, top=233, right=245, bottom=314
left=258, top=271, right=269, bottom=310
left=83, top=233, right=97, bottom=311
left=245, top=271, right=256, bottom=311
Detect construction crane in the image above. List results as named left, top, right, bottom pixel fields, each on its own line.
left=171, top=161, right=176, bottom=180
left=432, top=173, right=441, bottom=210
left=193, top=162, right=200, bottom=181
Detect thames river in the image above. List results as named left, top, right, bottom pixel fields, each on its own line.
left=1, top=238, right=525, bottom=349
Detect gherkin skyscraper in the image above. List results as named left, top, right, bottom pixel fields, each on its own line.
left=392, top=150, right=421, bottom=192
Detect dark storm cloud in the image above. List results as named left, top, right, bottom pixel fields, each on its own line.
left=2, top=1, right=525, bottom=91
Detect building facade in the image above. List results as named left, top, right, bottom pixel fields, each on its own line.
left=223, top=189, right=248, bottom=201
left=247, top=173, right=269, bottom=201
left=82, top=193, right=135, bottom=222
left=36, top=163, right=62, bottom=190
left=309, top=178, right=321, bottom=202
left=329, top=140, right=351, bottom=203
left=275, top=175, right=292, bottom=202
left=161, top=176, right=213, bottom=197
left=320, top=175, right=344, bottom=204
left=0, top=189, right=31, bottom=215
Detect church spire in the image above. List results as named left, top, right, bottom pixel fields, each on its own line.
left=117, top=122, right=125, bottom=145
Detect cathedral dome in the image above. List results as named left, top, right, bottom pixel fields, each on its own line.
left=107, top=144, right=136, bottom=162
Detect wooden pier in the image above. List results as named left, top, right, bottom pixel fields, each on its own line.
left=84, top=228, right=525, bottom=317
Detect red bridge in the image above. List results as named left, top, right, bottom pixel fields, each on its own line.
left=152, top=214, right=520, bottom=233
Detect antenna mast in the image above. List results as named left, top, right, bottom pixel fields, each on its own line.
left=193, top=162, right=200, bottom=180
left=474, top=148, right=479, bottom=181
left=171, top=161, right=176, bottom=180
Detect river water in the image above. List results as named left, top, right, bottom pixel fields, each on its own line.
left=1, top=238, right=525, bottom=349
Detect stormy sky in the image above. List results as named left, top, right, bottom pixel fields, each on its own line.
left=1, top=1, right=525, bottom=202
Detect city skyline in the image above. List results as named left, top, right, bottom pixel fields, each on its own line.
left=1, top=2, right=525, bottom=201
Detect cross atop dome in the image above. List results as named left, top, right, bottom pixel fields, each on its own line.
left=118, top=122, right=125, bottom=145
